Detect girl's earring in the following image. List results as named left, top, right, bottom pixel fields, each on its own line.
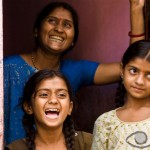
left=71, top=42, right=74, bottom=46
left=26, top=108, right=33, bottom=115
left=120, top=73, right=123, bottom=79
left=120, top=73, right=124, bottom=84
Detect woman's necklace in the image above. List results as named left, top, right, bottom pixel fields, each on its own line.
left=31, top=53, right=60, bottom=70
left=31, top=53, right=38, bottom=70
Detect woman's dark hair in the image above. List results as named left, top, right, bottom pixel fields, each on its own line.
left=22, top=69, right=76, bottom=150
left=115, top=40, right=150, bottom=108
left=34, top=2, right=79, bottom=53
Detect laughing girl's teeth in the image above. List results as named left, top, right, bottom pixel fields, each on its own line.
left=45, top=108, right=60, bottom=119
left=45, top=108, right=60, bottom=113
left=49, top=108, right=59, bottom=112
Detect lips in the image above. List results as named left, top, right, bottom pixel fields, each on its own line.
left=45, top=108, right=60, bottom=119
left=132, top=86, right=145, bottom=92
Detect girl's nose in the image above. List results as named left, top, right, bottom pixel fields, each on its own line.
left=135, top=74, right=144, bottom=85
left=48, top=95, right=58, bottom=104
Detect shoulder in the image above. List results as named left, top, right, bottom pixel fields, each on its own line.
left=5, top=139, right=27, bottom=150
left=62, top=59, right=99, bottom=67
left=95, top=109, right=116, bottom=123
left=3, top=54, right=35, bottom=77
left=61, top=59, right=99, bottom=78
left=92, top=110, right=118, bottom=144
left=75, top=131, right=92, bottom=141
left=4, top=55, right=20, bottom=62
left=75, top=131, right=92, bottom=150
left=4, top=55, right=26, bottom=67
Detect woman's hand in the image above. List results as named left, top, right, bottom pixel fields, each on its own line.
left=130, top=0, right=145, bottom=44
left=130, top=0, right=145, bottom=6
left=130, top=0, right=145, bottom=10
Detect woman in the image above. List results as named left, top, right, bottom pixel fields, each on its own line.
left=4, top=1, right=145, bottom=144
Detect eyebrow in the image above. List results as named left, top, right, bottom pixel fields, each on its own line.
left=127, top=65, right=139, bottom=72
left=127, top=65, right=136, bottom=68
left=47, top=16, right=73, bottom=24
left=127, top=65, right=150, bottom=73
left=36, top=88, right=69, bottom=92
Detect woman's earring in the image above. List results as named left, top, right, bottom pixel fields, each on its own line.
left=71, top=42, right=74, bottom=46
left=34, top=32, right=38, bottom=38
left=34, top=29, right=38, bottom=38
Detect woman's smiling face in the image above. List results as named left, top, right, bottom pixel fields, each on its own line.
left=37, top=7, right=75, bottom=54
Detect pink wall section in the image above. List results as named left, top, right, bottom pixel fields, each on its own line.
left=3, top=0, right=130, bottom=132
left=65, top=0, right=130, bottom=63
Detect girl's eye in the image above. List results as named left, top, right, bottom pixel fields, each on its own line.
left=146, top=74, right=150, bottom=79
left=57, top=93, right=66, bottom=98
left=129, top=68, right=137, bottom=74
left=39, top=93, right=48, bottom=97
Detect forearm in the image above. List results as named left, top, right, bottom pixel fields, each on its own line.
left=130, top=0, right=145, bottom=44
left=94, top=63, right=120, bottom=85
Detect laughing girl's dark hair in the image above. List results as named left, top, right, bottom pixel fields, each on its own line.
left=22, top=69, right=76, bottom=150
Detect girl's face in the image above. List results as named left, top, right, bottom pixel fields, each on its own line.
left=37, top=7, right=75, bottom=54
left=25, top=77, right=73, bottom=129
left=122, top=58, right=150, bottom=101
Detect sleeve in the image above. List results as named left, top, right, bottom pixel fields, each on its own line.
left=61, top=59, right=99, bottom=93
left=75, top=131, right=92, bottom=150
left=4, top=139, right=27, bottom=150
left=91, top=115, right=109, bottom=150
left=76, top=60, right=99, bottom=86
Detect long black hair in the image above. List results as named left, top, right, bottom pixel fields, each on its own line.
left=34, top=2, right=79, bottom=54
left=115, top=40, right=150, bottom=108
left=22, top=69, right=76, bottom=150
